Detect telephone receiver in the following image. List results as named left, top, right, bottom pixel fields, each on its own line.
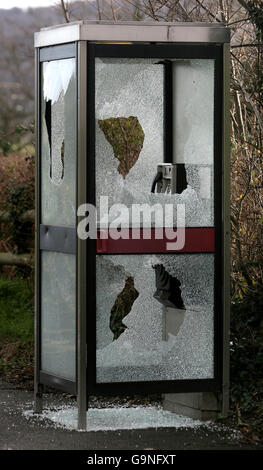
left=151, top=163, right=187, bottom=195
left=151, top=162, right=212, bottom=198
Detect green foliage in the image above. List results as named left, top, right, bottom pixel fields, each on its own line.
left=5, top=176, right=34, bottom=260
left=230, top=285, right=263, bottom=415
left=0, top=122, right=34, bottom=155
left=7, top=180, right=34, bottom=222
left=0, top=277, right=34, bottom=342
left=0, top=276, right=34, bottom=389
left=0, top=133, right=12, bottom=154
left=248, top=1, right=263, bottom=40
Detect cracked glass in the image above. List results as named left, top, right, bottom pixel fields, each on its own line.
left=95, top=57, right=215, bottom=383
left=40, top=57, right=76, bottom=382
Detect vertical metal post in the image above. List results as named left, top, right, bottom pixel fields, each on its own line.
left=77, top=40, right=87, bottom=430
left=222, top=42, right=231, bottom=418
left=34, top=47, right=44, bottom=414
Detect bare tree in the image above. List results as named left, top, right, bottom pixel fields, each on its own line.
left=61, top=0, right=71, bottom=22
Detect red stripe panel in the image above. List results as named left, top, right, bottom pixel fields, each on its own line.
left=96, top=228, right=214, bottom=254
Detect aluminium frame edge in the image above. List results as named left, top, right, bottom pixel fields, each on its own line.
left=34, top=22, right=230, bottom=48
left=34, top=43, right=78, bottom=408
left=34, top=47, right=43, bottom=413
left=77, top=40, right=87, bottom=431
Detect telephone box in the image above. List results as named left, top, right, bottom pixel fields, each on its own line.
left=34, top=21, right=230, bottom=429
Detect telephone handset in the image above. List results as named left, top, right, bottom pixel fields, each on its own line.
left=151, top=163, right=187, bottom=195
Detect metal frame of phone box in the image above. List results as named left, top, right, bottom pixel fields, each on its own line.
left=34, top=23, right=230, bottom=430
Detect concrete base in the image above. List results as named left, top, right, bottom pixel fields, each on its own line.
left=163, top=392, right=221, bottom=421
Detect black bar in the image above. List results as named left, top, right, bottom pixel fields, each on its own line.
left=40, top=371, right=76, bottom=395
left=93, top=43, right=219, bottom=60
left=39, top=225, right=76, bottom=254
left=163, top=60, right=173, bottom=163
left=213, top=46, right=224, bottom=389
left=39, top=43, right=76, bottom=62
left=87, top=378, right=217, bottom=396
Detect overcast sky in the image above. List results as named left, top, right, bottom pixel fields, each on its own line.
left=0, top=0, right=57, bottom=9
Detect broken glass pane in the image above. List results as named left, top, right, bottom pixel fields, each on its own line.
left=41, top=251, right=76, bottom=381
left=40, top=57, right=77, bottom=383
left=95, top=58, right=214, bottom=227
left=96, top=254, right=214, bottom=383
left=41, top=58, right=76, bottom=226
left=43, top=58, right=75, bottom=104
left=95, top=58, right=164, bottom=224
left=172, top=59, right=214, bottom=165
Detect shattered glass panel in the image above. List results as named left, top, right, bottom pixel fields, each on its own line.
left=40, top=57, right=76, bottom=383
left=41, top=58, right=76, bottom=226
left=41, top=251, right=76, bottom=381
left=96, top=254, right=214, bottom=383
left=95, top=58, right=163, bottom=226
left=95, top=58, right=214, bottom=227
left=172, top=59, right=214, bottom=164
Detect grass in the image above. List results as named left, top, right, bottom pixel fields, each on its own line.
left=0, top=276, right=34, bottom=389
left=0, top=276, right=34, bottom=342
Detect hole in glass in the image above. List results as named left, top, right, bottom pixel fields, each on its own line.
left=153, top=264, right=185, bottom=309
left=60, top=139, right=65, bottom=181
left=109, top=276, right=139, bottom=341
left=98, top=116, right=145, bottom=179
left=44, top=100, right=52, bottom=179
